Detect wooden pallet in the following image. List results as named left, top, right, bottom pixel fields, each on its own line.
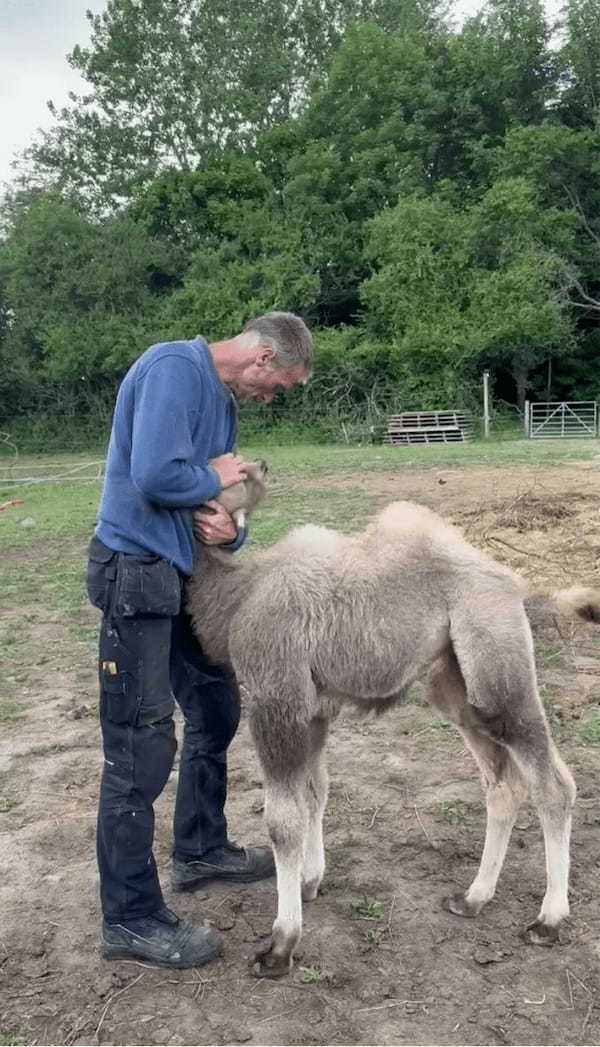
left=383, top=410, right=473, bottom=445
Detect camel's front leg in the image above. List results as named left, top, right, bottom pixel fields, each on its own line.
left=253, top=783, right=308, bottom=978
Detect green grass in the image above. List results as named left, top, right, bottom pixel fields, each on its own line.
left=411, top=717, right=454, bottom=736
left=298, top=965, right=326, bottom=983
left=246, top=485, right=376, bottom=547
left=536, top=643, right=568, bottom=672
left=539, top=684, right=567, bottom=738
left=364, top=927, right=384, bottom=946
left=320, top=879, right=346, bottom=892
left=0, top=701, right=25, bottom=721
left=0, top=792, right=22, bottom=813
left=579, top=712, right=600, bottom=745
left=352, top=897, right=385, bottom=918
left=2, top=435, right=595, bottom=571
left=1, top=439, right=598, bottom=684
left=429, top=800, right=472, bottom=824
left=241, top=436, right=600, bottom=475
left=0, top=477, right=100, bottom=549
left=0, top=1031, right=28, bottom=1046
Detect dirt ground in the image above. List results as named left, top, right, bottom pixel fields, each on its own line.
left=2, top=461, right=600, bottom=1047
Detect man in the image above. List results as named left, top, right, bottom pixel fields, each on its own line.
left=86, top=312, right=312, bottom=968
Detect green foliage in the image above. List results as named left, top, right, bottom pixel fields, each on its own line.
left=352, top=897, right=385, bottom=917
left=1, top=0, right=600, bottom=441
left=299, top=965, right=326, bottom=983
left=559, top=0, right=600, bottom=130
left=0, top=701, right=25, bottom=721
left=429, top=800, right=470, bottom=823
left=18, top=0, right=440, bottom=211
left=361, top=177, right=577, bottom=406
left=0, top=190, right=179, bottom=425
left=364, top=927, right=384, bottom=945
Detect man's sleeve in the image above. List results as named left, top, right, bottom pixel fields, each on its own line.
left=130, top=355, right=221, bottom=507
left=221, top=525, right=246, bottom=553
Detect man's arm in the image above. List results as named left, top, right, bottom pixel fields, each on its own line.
left=130, top=355, right=244, bottom=506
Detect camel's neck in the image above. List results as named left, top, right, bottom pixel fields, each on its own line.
left=188, top=546, right=256, bottom=666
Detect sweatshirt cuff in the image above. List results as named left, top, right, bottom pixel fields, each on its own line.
left=220, top=525, right=246, bottom=552
left=206, top=465, right=221, bottom=498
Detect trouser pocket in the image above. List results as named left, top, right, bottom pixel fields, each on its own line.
left=86, top=536, right=117, bottom=613
left=99, top=617, right=175, bottom=727
left=115, top=553, right=182, bottom=617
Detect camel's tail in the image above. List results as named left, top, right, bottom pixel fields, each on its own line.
left=525, top=586, right=600, bottom=626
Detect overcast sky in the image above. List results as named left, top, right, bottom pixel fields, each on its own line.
left=0, top=0, right=565, bottom=190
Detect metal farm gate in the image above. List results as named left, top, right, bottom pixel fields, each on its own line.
left=527, top=401, right=598, bottom=439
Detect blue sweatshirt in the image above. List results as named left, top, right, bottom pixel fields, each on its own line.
left=96, top=336, right=245, bottom=575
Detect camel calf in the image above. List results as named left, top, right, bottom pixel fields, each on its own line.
left=188, top=462, right=596, bottom=977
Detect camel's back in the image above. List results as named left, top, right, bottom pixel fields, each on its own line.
left=256, top=502, right=514, bottom=583
left=254, top=524, right=350, bottom=599
left=245, top=501, right=521, bottom=619
left=367, top=501, right=519, bottom=582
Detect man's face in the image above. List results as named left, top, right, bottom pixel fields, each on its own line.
left=233, top=350, right=307, bottom=404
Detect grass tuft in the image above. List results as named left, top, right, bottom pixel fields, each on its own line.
left=0, top=701, right=25, bottom=722
left=299, top=965, right=325, bottom=983
left=352, top=897, right=385, bottom=918
left=579, top=712, right=600, bottom=745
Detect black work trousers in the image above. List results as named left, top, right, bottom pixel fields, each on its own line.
left=87, top=537, right=240, bottom=922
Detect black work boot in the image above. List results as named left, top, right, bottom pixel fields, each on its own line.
left=171, top=841, right=275, bottom=892
left=101, top=905, right=221, bottom=967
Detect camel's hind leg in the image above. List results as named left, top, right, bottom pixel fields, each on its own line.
left=427, top=652, right=528, bottom=918
left=445, top=729, right=528, bottom=917
left=429, top=636, right=576, bottom=941
left=301, top=718, right=329, bottom=902
left=506, top=731, right=575, bottom=943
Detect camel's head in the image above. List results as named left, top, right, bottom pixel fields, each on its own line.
left=215, top=458, right=267, bottom=529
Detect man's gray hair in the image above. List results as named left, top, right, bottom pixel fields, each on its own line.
left=242, top=312, right=313, bottom=374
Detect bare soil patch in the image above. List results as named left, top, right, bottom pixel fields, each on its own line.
left=1, top=462, right=600, bottom=1046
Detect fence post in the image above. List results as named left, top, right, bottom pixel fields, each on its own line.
left=524, top=400, right=530, bottom=437
left=483, top=370, right=490, bottom=438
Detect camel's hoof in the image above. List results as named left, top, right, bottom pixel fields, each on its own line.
left=442, top=891, right=481, bottom=918
left=522, top=920, right=560, bottom=947
left=251, top=941, right=292, bottom=979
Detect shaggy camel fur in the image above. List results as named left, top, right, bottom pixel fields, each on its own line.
left=188, top=462, right=598, bottom=977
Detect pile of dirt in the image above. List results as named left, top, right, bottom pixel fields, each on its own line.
left=457, top=492, right=586, bottom=533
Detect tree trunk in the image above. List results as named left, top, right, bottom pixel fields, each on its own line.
left=514, top=365, right=529, bottom=412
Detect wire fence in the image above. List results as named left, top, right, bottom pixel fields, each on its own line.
left=0, top=434, right=105, bottom=487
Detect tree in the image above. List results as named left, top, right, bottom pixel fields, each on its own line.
left=17, top=0, right=441, bottom=212
left=0, top=190, right=179, bottom=394
left=360, top=178, right=576, bottom=408
left=270, top=19, right=448, bottom=324
left=558, top=0, right=600, bottom=130
left=430, top=0, right=556, bottom=190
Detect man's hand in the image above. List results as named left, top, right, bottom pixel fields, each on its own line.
left=193, top=500, right=237, bottom=545
left=209, top=453, right=247, bottom=489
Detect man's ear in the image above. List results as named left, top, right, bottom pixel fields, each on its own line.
left=255, top=346, right=275, bottom=367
